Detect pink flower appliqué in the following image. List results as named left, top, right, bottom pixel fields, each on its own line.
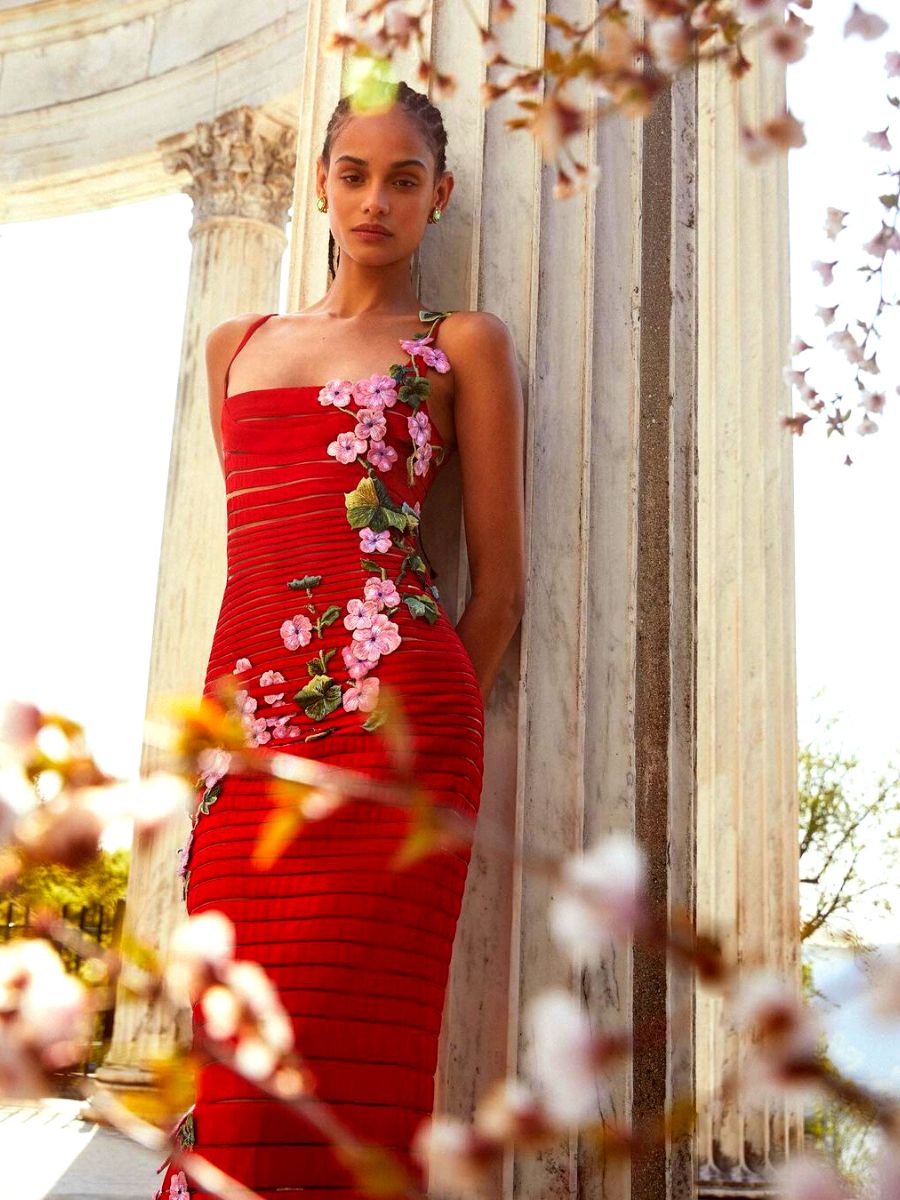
left=354, top=408, right=388, bottom=441
left=342, top=676, right=381, bottom=714
left=354, top=374, right=398, bottom=411
left=341, top=644, right=372, bottom=680
left=248, top=717, right=271, bottom=746
left=363, top=575, right=401, bottom=610
left=198, top=747, right=231, bottom=789
left=267, top=714, right=301, bottom=740
left=317, top=380, right=355, bottom=408
left=399, top=335, right=450, bottom=373
left=344, top=597, right=379, bottom=631
left=233, top=658, right=252, bottom=673
left=168, top=1171, right=190, bottom=1200
left=328, top=430, right=368, bottom=464
left=259, top=670, right=286, bottom=705
left=176, top=829, right=193, bottom=879
left=367, top=440, right=398, bottom=472
left=234, top=689, right=257, bottom=719
left=413, top=442, right=434, bottom=476
left=351, top=614, right=402, bottom=663
left=407, top=411, right=431, bottom=447
left=359, top=526, right=392, bottom=553
left=280, top=614, right=313, bottom=651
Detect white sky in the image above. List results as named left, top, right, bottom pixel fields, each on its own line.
left=0, top=6, right=897, bottom=932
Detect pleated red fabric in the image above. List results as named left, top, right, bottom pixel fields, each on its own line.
left=154, top=311, right=485, bottom=1200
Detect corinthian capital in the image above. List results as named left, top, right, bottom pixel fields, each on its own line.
left=160, top=105, right=296, bottom=229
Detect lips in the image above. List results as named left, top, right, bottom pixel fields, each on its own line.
left=353, top=226, right=391, bottom=236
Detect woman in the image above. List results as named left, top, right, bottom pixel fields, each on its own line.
left=156, top=79, right=525, bottom=1199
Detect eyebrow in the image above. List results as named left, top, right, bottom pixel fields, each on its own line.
left=335, top=155, right=427, bottom=170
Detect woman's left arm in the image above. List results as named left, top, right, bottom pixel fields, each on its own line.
left=446, top=311, right=526, bottom=706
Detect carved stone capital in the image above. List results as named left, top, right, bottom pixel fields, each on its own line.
left=160, top=105, right=296, bottom=230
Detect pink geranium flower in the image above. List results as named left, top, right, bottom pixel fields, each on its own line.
left=354, top=374, right=398, bottom=411
left=367, top=439, right=398, bottom=472
left=233, top=657, right=252, bottom=673
left=342, top=644, right=371, bottom=680
left=413, top=442, right=433, bottom=476
left=234, top=689, right=257, bottom=718
left=259, top=670, right=286, bottom=705
left=342, top=675, right=380, bottom=714
left=317, top=380, right=355, bottom=408
left=363, top=575, right=401, bottom=610
left=280, top=614, right=313, bottom=651
left=359, top=526, right=392, bottom=553
left=400, top=335, right=433, bottom=357
left=327, top=430, right=368, bottom=464
left=268, top=714, right=300, bottom=740
left=344, top=597, right=379, bottom=631
left=168, top=1170, right=190, bottom=1200
left=351, top=614, right=402, bottom=662
left=407, top=411, right=431, bottom=447
left=248, top=717, right=271, bottom=746
left=354, top=408, right=387, bottom=441
left=420, top=345, right=450, bottom=373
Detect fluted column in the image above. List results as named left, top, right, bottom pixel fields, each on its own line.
left=97, top=106, right=296, bottom=1086
left=695, top=46, right=804, bottom=1197
left=286, top=5, right=702, bottom=1198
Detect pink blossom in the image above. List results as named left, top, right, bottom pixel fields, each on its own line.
left=400, top=334, right=434, bottom=357
left=525, top=988, right=607, bottom=1123
left=648, top=17, right=693, bottom=72
left=168, top=1171, right=190, bottom=1200
left=359, top=526, right=392, bottom=553
left=248, top=717, right=271, bottom=746
left=280, top=614, right=313, bottom=651
left=844, top=3, right=888, bottom=40
left=363, top=575, right=401, bottom=609
left=407, top=411, right=431, bottom=447
left=763, top=13, right=811, bottom=65
left=233, top=657, right=252, bottom=673
left=342, top=675, right=381, bottom=713
left=343, top=597, right=379, bottom=631
left=816, top=303, right=839, bottom=326
left=549, top=832, right=647, bottom=963
left=268, top=715, right=300, bottom=740
left=420, top=345, right=450, bottom=373
left=367, top=439, right=398, bottom=472
left=856, top=413, right=879, bottom=436
left=887, top=51, right=900, bottom=77
left=772, top=1156, right=850, bottom=1200
left=327, top=430, right=368, bottom=464
left=864, top=127, right=892, bottom=153
left=234, top=689, right=257, bottom=718
left=351, top=613, right=402, bottom=661
left=259, top=670, right=286, bottom=705
left=410, top=1116, right=492, bottom=1194
left=812, top=259, right=837, bottom=286
left=317, top=380, right=355, bottom=408
left=354, top=408, right=387, bottom=441
left=176, top=829, right=193, bottom=878
left=198, top=748, right=231, bottom=789
left=823, top=207, right=848, bottom=239
left=341, top=644, right=372, bottom=680
left=413, top=443, right=434, bottom=476
left=354, top=374, right=398, bottom=411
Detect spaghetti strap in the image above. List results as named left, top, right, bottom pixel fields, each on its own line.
left=223, top=312, right=277, bottom=400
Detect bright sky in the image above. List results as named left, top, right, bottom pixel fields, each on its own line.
left=0, top=7, right=897, bottom=929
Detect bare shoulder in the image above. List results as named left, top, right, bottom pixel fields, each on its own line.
left=440, top=309, right=517, bottom=373
left=206, top=312, right=268, bottom=360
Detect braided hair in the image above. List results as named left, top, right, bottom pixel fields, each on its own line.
left=320, top=80, right=449, bottom=281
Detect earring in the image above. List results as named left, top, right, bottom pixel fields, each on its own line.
left=316, top=195, right=327, bottom=212
left=430, top=206, right=442, bottom=223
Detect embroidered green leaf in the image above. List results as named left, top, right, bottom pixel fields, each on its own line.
left=400, top=501, right=420, bottom=528
left=360, top=558, right=387, bottom=576
left=294, top=674, right=343, bottom=721
left=304, top=727, right=336, bottom=742
left=178, top=1114, right=195, bottom=1150
left=403, top=593, right=440, bottom=624
left=287, top=575, right=322, bottom=591
left=315, top=605, right=341, bottom=636
left=398, top=376, right=430, bottom=407
left=198, top=781, right=223, bottom=815
left=419, top=308, right=453, bottom=322
left=345, top=475, right=412, bottom=533
left=307, top=648, right=336, bottom=677
left=361, top=709, right=388, bottom=732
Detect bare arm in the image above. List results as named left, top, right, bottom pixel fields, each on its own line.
left=205, top=314, right=264, bottom=482
left=446, top=311, right=527, bottom=705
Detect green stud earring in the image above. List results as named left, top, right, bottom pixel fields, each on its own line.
left=316, top=195, right=327, bottom=212
left=432, top=206, right=441, bottom=222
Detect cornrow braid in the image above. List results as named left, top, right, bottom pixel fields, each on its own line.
left=320, top=79, right=449, bottom=281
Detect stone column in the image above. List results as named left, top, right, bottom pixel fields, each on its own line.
left=96, top=106, right=295, bottom=1086
left=695, top=46, right=804, bottom=1197
left=286, top=6, right=701, bottom=1199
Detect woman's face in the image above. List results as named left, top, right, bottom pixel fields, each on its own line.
left=318, top=106, right=451, bottom=269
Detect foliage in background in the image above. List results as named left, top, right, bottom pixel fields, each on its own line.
left=0, top=847, right=130, bottom=914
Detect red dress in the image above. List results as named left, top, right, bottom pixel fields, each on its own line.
left=155, top=310, right=484, bottom=1200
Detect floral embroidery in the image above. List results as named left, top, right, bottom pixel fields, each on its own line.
left=253, top=309, right=456, bottom=739
left=168, top=1170, right=190, bottom=1200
